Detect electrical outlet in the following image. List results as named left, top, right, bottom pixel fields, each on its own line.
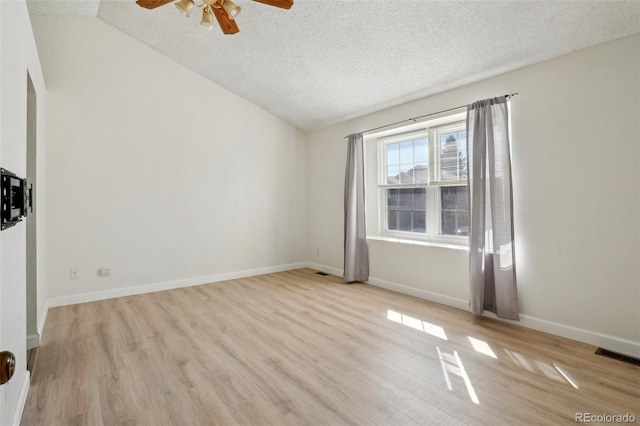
left=99, top=268, right=111, bottom=277
left=316, top=248, right=320, bottom=255
left=70, top=268, right=78, bottom=279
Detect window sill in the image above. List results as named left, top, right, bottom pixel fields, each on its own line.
left=367, top=235, right=469, bottom=251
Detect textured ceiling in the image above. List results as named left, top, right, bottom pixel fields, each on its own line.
left=27, top=0, right=640, bottom=131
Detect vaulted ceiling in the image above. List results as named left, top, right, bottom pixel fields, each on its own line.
left=27, top=0, right=640, bottom=131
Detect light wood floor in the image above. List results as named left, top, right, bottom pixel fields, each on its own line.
left=22, top=269, right=639, bottom=425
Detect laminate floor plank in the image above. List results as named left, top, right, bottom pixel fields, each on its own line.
left=22, top=268, right=639, bottom=425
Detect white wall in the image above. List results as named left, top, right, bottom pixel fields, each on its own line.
left=31, top=17, right=307, bottom=304
left=0, top=0, right=47, bottom=424
left=307, top=34, right=640, bottom=356
left=25, top=14, right=640, bottom=358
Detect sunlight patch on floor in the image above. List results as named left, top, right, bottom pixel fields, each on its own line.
left=467, top=336, right=497, bottom=359
left=387, top=309, right=447, bottom=340
left=504, top=349, right=535, bottom=372
left=437, top=346, right=480, bottom=405
left=553, top=363, right=579, bottom=389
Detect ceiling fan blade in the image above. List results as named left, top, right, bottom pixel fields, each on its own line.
left=212, top=7, right=240, bottom=34
left=136, top=0, right=174, bottom=9
left=252, top=0, right=293, bottom=10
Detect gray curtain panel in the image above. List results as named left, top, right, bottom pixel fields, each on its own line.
left=466, top=97, right=519, bottom=320
left=344, top=133, right=369, bottom=283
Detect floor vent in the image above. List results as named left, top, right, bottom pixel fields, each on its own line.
left=315, top=271, right=329, bottom=276
left=595, top=348, right=640, bottom=367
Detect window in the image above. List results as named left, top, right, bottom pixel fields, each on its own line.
left=378, top=120, right=468, bottom=243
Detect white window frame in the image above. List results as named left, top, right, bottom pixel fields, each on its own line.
left=376, top=116, right=469, bottom=246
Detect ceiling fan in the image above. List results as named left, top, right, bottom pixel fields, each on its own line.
left=136, top=0, right=293, bottom=35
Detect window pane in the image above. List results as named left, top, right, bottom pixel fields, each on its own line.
left=458, top=133, right=468, bottom=180
left=399, top=165, right=414, bottom=184
left=414, top=163, right=428, bottom=184
left=398, top=211, right=412, bottom=231
left=414, top=138, right=428, bottom=163
left=413, top=188, right=426, bottom=210
left=457, top=212, right=469, bottom=236
left=413, top=211, right=426, bottom=232
left=383, top=137, right=429, bottom=186
left=441, top=186, right=469, bottom=210
left=385, top=188, right=428, bottom=234
left=456, top=186, right=469, bottom=209
left=442, top=211, right=457, bottom=236
left=388, top=210, right=398, bottom=230
left=398, top=188, right=412, bottom=208
left=440, top=130, right=467, bottom=181
left=387, top=143, right=399, bottom=166
left=387, top=166, right=400, bottom=184
left=441, top=186, right=469, bottom=236
left=387, top=189, right=399, bottom=209
left=399, top=141, right=413, bottom=164
left=441, top=187, right=457, bottom=209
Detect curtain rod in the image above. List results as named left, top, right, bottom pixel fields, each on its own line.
left=344, top=92, right=519, bottom=139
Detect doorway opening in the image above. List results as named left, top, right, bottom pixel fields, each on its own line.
left=26, top=72, right=38, bottom=372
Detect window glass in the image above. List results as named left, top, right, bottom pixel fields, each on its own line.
left=440, top=186, right=469, bottom=236
left=384, top=137, right=428, bottom=185
left=439, top=130, right=467, bottom=181
left=379, top=121, right=469, bottom=243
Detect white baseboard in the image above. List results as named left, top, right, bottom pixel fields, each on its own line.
left=48, top=262, right=307, bottom=308
left=366, top=275, right=470, bottom=311
left=306, top=262, right=640, bottom=358
left=516, top=314, right=640, bottom=358
left=26, top=334, right=40, bottom=350
left=12, top=372, right=30, bottom=426
left=306, top=262, right=469, bottom=310
left=26, top=302, right=48, bottom=350
left=25, top=300, right=49, bottom=349
left=37, top=300, right=48, bottom=338
left=305, top=262, right=343, bottom=277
